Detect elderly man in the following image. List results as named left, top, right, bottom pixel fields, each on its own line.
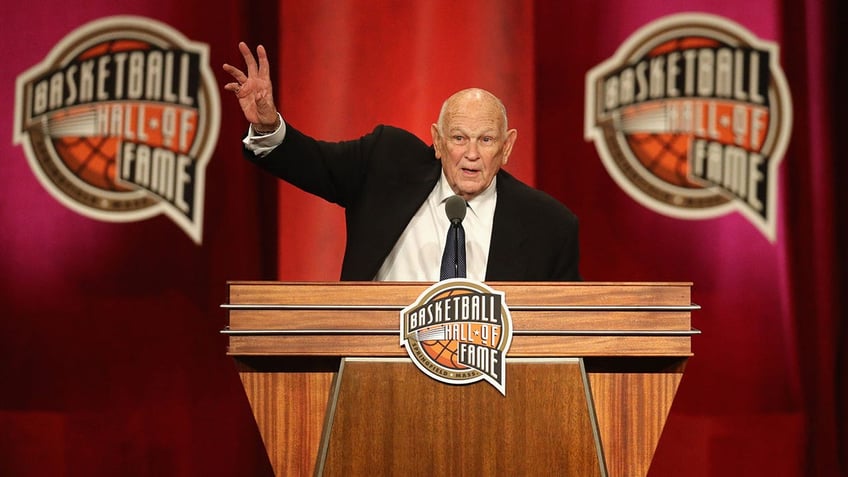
left=223, top=42, right=580, bottom=282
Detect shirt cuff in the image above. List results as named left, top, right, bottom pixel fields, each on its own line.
left=243, top=113, right=286, bottom=157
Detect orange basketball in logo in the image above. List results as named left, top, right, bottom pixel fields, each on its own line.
left=420, top=340, right=463, bottom=368
left=626, top=132, right=698, bottom=187
left=51, top=111, right=125, bottom=191
left=418, top=287, right=474, bottom=370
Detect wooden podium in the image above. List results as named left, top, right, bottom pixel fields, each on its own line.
left=223, top=281, right=698, bottom=477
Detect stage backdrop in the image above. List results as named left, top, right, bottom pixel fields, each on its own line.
left=270, top=1, right=844, bottom=477
left=2, top=1, right=844, bottom=477
left=1, top=0, right=280, bottom=476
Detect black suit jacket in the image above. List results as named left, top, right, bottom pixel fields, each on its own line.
left=247, top=123, right=580, bottom=281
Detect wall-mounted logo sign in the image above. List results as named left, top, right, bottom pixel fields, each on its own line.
left=13, top=16, right=220, bottom=244
left=400, top=279, right=513, bottom=395
left=585, top=13, right=792, bottom=242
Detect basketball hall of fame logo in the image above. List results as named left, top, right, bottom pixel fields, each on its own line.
left=585, top=13, right=792, bottom=242
left=13, top=16, right=220, bottom=244
left=400, top=279, right=513, bottom=395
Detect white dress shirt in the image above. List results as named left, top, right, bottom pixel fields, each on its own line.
left=374, top=172, right=496, bottom=282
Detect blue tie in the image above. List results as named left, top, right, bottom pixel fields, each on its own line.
left=440, top=222, right=466, bottom=280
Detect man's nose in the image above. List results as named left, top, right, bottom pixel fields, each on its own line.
left=465, top=140, right=480, bottom=159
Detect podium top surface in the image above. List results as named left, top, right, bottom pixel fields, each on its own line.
left=225, top=281, right=694, bottom=308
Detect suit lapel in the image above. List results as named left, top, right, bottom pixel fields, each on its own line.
left=343, top=155, right=441, bottom=280
left=486, top=172, right=529, bottom=280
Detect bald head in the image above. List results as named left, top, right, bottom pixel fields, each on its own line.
left=436, top=88, right=509, bottom=137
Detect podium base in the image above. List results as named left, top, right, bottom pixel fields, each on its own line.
left=316, top=357, right=606, bottom=477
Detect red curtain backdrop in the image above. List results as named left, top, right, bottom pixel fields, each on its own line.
left=533, top=0, right=843, bottom=475
left=1, top=0, right=279, bottom=476
left=1, top=0, right=843, bottom=477
left=274, top=0, right=536, bottom=280
left=272, top=1, right=845, bottom=476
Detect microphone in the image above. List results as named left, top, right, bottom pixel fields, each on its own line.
left=444, top=195, right=467, bottom=225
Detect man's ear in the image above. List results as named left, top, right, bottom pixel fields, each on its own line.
left=502, top=128, right=518, bottom=165
left=430, top=123, right=443, bottom=160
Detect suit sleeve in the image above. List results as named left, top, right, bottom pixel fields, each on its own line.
left=243, top=123, right=386, bottom=208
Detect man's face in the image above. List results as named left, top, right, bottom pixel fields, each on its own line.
left=431, top=94, right=517, bottom=201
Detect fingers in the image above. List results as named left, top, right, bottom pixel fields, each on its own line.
left=257, top=45, right=269, bottom=78
left=228, top=42, right=270, bottom=81
left=223, top=42, right=275, bottom=106
left=239, top=41, right=259, bottom=77
left=223, top=81, right=241, bottom=95
left=222, top=63, right=248, bottom=84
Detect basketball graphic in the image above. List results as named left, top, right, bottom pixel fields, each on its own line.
left=585, top=13, right=792, bottom=242
left=621, top=37, right=724, bottom=189
left=400, top=279, right=513, bottom=395
left=626, top=133, right=696, bottom=187
left=48, top=105, right=127, bottom=192
left=420, top=339, right=461, bottom=368
left=14, top=16, right=219, bottom=244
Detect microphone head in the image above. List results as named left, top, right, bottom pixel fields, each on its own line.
left=445, top=195, right=467, bottom=224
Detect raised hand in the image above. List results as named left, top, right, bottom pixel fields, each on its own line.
left=223, top=42, right=280, bottom=132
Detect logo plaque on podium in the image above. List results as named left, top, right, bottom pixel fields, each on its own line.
left=400, top=279, right=514, bottom=395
